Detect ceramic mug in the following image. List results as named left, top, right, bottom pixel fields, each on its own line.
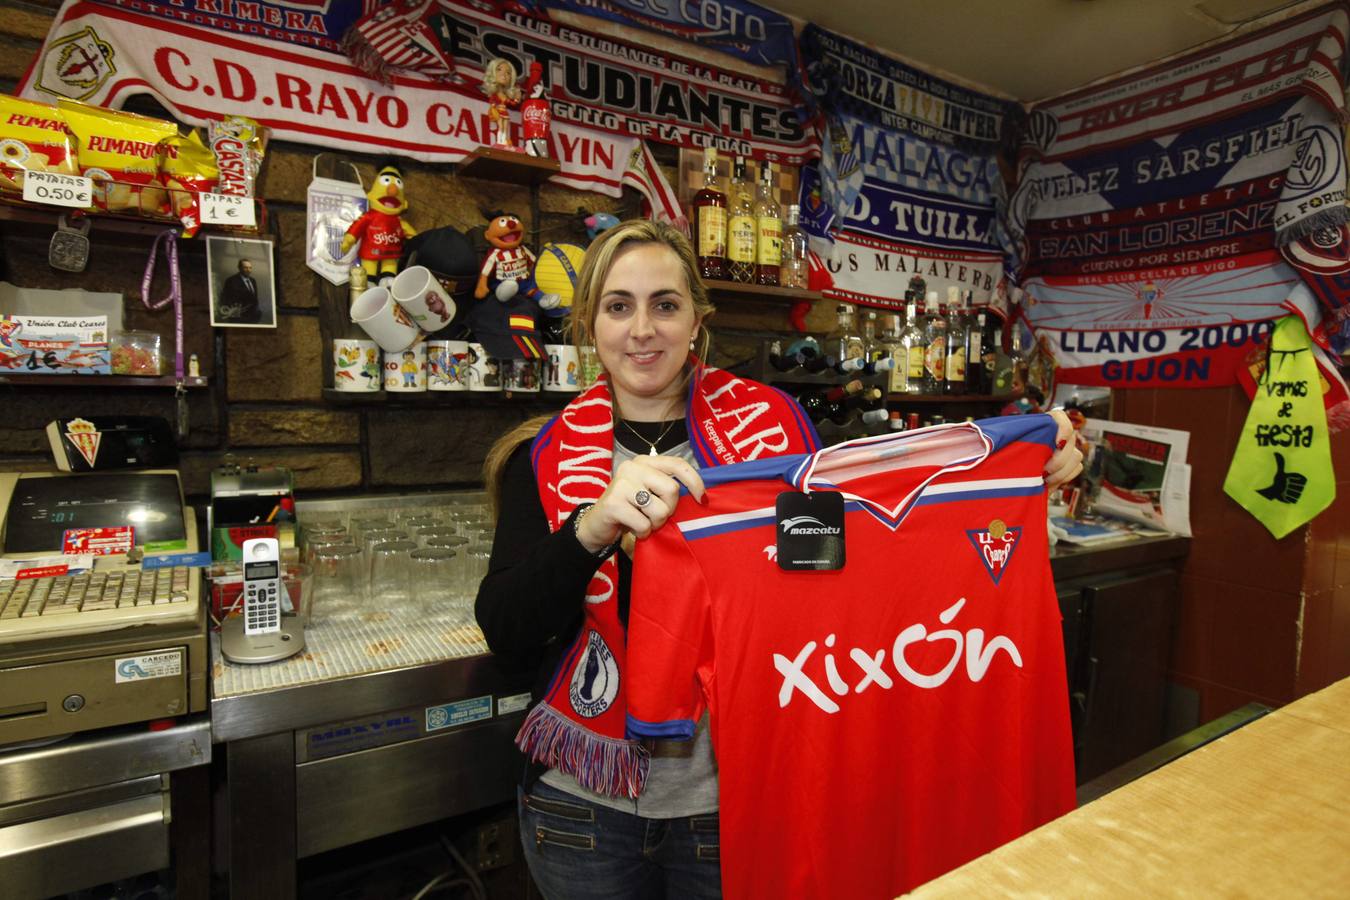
left=351, top=286, right=419, bottom=352
left=333, top=338, right=381, bottom=392
left=542, top=344, right=581, bottom=393
left=384, top=343, right=427, bottom=392
left=391, top=266, right=456, bottom=333
left=465, top=342, right=500, bottom=392
left=504, top=357, right=541, bottom=393
left=426, top=339, right=469, bottom=392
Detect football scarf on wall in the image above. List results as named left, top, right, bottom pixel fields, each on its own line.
left=1015, top=4, right=1350, bottom=251
left=1020, top=250, right=1299, bottom=388
left=1224, top=316, right=1335, bottom=538
left=520, top=360, right=818, bottom=798
left=808, top=230, right=1004, bottom=310
left=524, top=0, right=799, bottom=71
left=76, top=0, right=382, bottom=54
left=1281, top=220, right=1350, bottom=353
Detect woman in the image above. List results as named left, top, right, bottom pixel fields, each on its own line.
left=476, top=220, right=1083, bottom=899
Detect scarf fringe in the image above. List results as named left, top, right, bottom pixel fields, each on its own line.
left=341, top=29, right=394, bottom=85
left=516, top=703, right=651, bottom=799
left=1278, top=206, right=1350, bottom=246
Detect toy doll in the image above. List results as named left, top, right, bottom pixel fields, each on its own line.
left=340, top=162, right=417, bottom=282
left=520, top=62, right=550, bottom=157
left=481, top=57, right=522, bottom=151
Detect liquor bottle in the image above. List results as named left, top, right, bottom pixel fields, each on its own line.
left=907, top=275, right=927, bottom=306
left=1009, top=324, right=1029, bottom=391
left=768, top=339, right=804, bottom=372
left=753, top=161, right=782, bottom=286
left=888, top=410, right=904, bottom=432
left=923, top=290, right=947, bottom=393
left=692, top=147, right=727, bottom=281
left=943, top=287, right=967, bottom=395
left=899, top=299, right=928, bottom=394
left=881, top=313, right=906, bottom=393
left=802, top=350, right=837, bottom=373
left=861, top=311, right=881, bottom=362
left=966, top=300, right=989, bottom=395
left=779, top=203, right=809, bottom=289
left=797, top=379, right=864, bottom=421
left=859, top=407, right=890, bottom=428
left=726, top=157, right=756, bottom=283
left=826, top=304, right=866, bottom=367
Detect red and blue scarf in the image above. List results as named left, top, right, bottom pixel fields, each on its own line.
left=519, top=357, right=818, bottom=797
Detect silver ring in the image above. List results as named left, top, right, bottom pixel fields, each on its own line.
left=634, top=489, right=652, bottom=508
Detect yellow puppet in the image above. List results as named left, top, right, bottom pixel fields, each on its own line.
left=340, top=163, right=417, bottom=279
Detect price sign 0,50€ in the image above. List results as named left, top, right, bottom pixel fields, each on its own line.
left=22, top=171, right=93, bottom=208
left=200, top=192, right=257, bottom=227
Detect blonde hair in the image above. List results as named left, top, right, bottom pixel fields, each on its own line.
left=483, top=414, right=554, bottom=524
left=568, top=218, right=715, bottom=363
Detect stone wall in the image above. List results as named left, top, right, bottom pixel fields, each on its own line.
left=0, top=0, right=807, bottom=502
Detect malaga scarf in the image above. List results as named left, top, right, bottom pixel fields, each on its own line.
left=520, top=359, right=819, bottom=797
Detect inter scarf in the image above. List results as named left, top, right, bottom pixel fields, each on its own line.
left=519, top=360, right=819, bottom=797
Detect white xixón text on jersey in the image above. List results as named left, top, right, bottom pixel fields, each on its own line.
left=773, top=598, right=1022, bottom=714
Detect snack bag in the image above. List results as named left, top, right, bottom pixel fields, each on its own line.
left=207, top=115, right=267, bottom=198
left=58, top=100, right=177, bottom=214
left=158, top=130, right=219, bottom=236
left=0, top=94, right=78, bottom=194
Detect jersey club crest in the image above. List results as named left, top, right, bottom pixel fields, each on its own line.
left=966, top=518, right=1022, bottom=585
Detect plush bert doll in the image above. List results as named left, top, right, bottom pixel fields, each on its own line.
left=341, top=162, right=417, bottom=281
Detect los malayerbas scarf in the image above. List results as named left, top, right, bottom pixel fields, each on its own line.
left=521, top=358, right=819, bottom=797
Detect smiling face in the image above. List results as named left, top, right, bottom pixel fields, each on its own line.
left=592, top=242, right=701, bottom=420
left=485, top=214, right=523, bottom=250
left=367, top=166, right=408, bottom=215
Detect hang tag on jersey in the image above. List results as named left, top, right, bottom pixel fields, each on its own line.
left=776, top=490, right=845, bottom=571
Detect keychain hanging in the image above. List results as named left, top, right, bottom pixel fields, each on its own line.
left=49, top=215, right=91, bottom=272
left=142, top=228, right=190, bottom=440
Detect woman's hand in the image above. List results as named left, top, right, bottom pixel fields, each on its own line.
left=1044, top=408, right=1084, bottom=491
left=575, top=456, right=707, bottom=553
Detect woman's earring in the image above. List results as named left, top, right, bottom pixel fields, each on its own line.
left=689, top=331, right=697, bottom=350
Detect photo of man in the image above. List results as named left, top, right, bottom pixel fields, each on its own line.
left=208, top=236, right=277, bottom=328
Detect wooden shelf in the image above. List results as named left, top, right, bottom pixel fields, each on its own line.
left=0, top=374, right=209, bottom=388
left=456, top=147, right=561, bottom=185
left=704, top=279, right=823, bottom=303
left=0, top=197, right=261, bottom=238
left=885, top=393, right=1008, bottom=404
left=322, top=388, right=570, bottom=406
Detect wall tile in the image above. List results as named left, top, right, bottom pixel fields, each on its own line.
left=1170, top=574, right=1214, bottom=680
left=366, top=404, right=549, bottom=487
left=274, top=208, right=319, bottom=309
left=1295, top=590, right=1334, bottom=697
left=1207, top=583, right=1301, bottom=703
left=228, top=409, right=360, bottom=446
left=225, top=315, right=323, bottom=402
left=178, top=448, right=361, bottom=496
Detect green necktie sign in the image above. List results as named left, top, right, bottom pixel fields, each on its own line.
left=1223, top=316, right=1335, bottom=539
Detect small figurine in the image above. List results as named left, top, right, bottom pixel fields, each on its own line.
left=584, top=212, right=620, bottom=241
left=341, top=162, right=417, bottom=282
left=475, top=212, right=557, bottom=307
left=520, top=62, right=551, bottom=157
left=481, top=57, right=523, bottom=151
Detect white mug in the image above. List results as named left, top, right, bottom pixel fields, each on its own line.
left=505, top=358, right=541, bottom=393
left=391, top=265, right=456, bottom=333
left=542, top=344, right=580, bottom=393
left=384, top=343, right=427, bottom=392
left=466, top=342, right=500, bottom=392
left=351, top=286, right=419, bottom=352
left=426, top=339, right=469, bottom=392
left=333, top=338, right=381, bottom=392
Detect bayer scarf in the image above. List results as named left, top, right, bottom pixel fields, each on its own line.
left=519, top=360, right=818, bottom=797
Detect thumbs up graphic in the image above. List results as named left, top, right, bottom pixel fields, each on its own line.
left=1256, top=452, right=1307, bottom=504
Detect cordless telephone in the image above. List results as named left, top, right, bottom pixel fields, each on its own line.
left=242, top=537, right=282, bottom=635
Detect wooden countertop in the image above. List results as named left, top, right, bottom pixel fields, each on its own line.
left=907, top=677, right=1350, bottom=897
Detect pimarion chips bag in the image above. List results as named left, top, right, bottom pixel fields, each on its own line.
left=158, top=130, right=219, bottom=236
left=58, top=100, right=177, bottom=214
left=0, top=94, right=79, bottom=194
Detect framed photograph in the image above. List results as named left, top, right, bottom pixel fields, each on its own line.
left=207, top=235, right=277, bottom=328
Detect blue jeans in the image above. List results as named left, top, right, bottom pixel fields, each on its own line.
left=518, top=782, right=721, bottom=900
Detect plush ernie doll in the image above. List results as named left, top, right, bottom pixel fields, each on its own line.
left=340, top=162, right=417, bottom=281
left=475, top=212, right=558, bottom=308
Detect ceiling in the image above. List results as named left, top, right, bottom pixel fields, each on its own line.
left=765, top=0, right=1316, bottom=102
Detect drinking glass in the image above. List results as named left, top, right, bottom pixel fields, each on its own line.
left=304, top=533, right=352, bottom=566
left=368, top=540, right=418, bottom=606
left=311, top=544, right=363, bottom=620
left=361, top=527, right=407, bottom=557
left=410, top=548, right=458, bottom=615
left=412, top=526, right=457, bottom=546
left=462, top=543, right=493, bottom=599
left=348, top=513, right=392, bottom=547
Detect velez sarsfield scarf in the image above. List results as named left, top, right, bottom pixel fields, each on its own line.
left=520, top=357, right=819, bottom=797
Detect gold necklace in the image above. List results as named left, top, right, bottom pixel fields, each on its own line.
left=620, top=418, right=680, bottom=456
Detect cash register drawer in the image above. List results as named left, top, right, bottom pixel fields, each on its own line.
left=0, top=646, right=188, bottom=745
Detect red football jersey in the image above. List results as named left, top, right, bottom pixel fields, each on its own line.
left=628, top=416, right=1076, bottom=900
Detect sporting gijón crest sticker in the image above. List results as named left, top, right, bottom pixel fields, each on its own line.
left=966, top=519, right=1022, bottom=585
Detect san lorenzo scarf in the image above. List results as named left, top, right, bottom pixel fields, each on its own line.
left=519, top=357, right=819, bottom=797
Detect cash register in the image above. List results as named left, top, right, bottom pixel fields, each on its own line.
left=0, top=469, right=208, bottom=745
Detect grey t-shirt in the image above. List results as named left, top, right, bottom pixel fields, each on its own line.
left=539, top=436, right=720, bottom=818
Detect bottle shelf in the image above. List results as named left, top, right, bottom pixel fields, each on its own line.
left=884, top=392, right=1008, bottom=404
left=321, top=387, right=570, bottom=406
left=456, top=146, right=561, bottom=185
left=0, top=374, right=209, bottom=388
left=704, top=279, right=822, bottom=304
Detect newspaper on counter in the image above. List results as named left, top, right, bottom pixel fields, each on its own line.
left=1081, top=418, right=1192, bottom=537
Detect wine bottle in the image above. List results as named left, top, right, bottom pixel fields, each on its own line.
left=727, top=157, right=756, bottom=283
left=692, top=147, right=727, bottom=281
left=754, top=161, right=782, bottom=286
left=943, top=287, right=967, bottom=395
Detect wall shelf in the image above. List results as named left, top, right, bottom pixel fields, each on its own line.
left=321, top=388, right=569, bottom=406
left=0, top=374, right=209, bottom=388
left=705, top=279, right=822, bottom=304
left=885, top=393, right=1008, bottom=404
left=456, top=147, right=561, bottom=185
left=0, top=197, right=262, bottom=238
